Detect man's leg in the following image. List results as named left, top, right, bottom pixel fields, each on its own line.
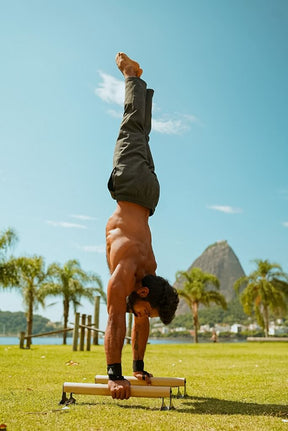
left=114, top=76, right=148, bottom=165
left=111, top=52, right=148, bottom=172
left=144, top=88, right=155, bottom=172
left=108, top=53, right=160, bottom=214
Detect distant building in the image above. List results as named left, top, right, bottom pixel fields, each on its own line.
left=199, top=324, right=210, bottom=333
left=151, top=324, right=169, bottom=335
left=174, top=327, right=187, bottom=332
left=269, top=321, right=288, bottom=336
left=214, top=323, right=231, bottom=334
left=231, top=323, right=246, bottom=334
left=248, top=323, right=261, bottom=331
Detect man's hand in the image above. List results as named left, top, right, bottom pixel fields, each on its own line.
left=133, top=371, right=153, bottom=385
left=108, top=378, right=131, bottom=399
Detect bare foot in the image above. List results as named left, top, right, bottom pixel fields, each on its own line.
left=115, top=52, right=143, bottom=78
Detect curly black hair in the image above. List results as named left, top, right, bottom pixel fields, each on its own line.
left=127, top=274, right=179, bottom=325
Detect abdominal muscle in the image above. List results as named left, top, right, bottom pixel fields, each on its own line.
left=106, top=202, right=157, bottom=279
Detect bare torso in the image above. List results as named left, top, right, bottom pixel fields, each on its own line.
left=106, top=201, right=157, bottom=296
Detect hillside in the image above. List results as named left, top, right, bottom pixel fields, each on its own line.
left=0, top=310, right=62, bottom=336
left=175, top=240, right=246, bottom=315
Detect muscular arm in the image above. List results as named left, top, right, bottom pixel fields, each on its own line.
left=105, top=262, right=136, bottom=363
left=132, top=316, right=153, bottom=383
left=104, top=261, right=136, bottom=399
left=132, top=315, right=149, bottom=361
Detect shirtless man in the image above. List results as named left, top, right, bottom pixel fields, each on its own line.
left=105, top=53, right=179, bottom=400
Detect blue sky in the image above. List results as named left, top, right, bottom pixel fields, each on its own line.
left=1, top=0, right=287, bottom=329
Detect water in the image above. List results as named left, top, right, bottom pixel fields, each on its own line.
left=0, top=336, right=75, bottom=346
left=0, top=336, right=194, bottom=346
left=0, top=336, right=247, bottom=346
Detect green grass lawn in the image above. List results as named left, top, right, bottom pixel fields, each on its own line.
left=1, top=342, right=288, bottom=430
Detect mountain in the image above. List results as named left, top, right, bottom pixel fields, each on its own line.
left=0, top=310, right=62, bottom=336
left=175, top=240, right=246, bottom=315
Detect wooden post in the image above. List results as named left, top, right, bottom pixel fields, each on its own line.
left=86, top=315, right=92, bottom=351
left=72, top=312, right=80, bottom=351
left=19, top=331, right=26, bottom=349
left=126, top=313, right=133, bottom=345
left=79, top=314, right=86, bottom=351
left=93, top=296, right=100, bottom=345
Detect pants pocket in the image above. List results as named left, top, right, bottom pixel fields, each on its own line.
left=107, top=168, right=116, bottom=192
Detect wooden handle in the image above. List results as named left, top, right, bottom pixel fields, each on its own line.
left=94, top=375, right=185, bottom=387
left=63, top=382, right=171, bottom=398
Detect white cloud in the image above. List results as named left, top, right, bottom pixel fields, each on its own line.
left=70, top=214, right=97, bottom=221
left=106, top=109, right=123, bottom=118
left=95, top=72, right=201, bottom=135
left=95, top=72, right=124, bottom=105
left=282, top=222, right=288, bottom=228
left=79, top=244, right=106, bottom=253
left=152, top=118, right=187, bottom=135
left=182, top=113, right=201, bottom=124
left=46, top=220, right=87, bottom=229
left=207, top=205, right=243, bottom=214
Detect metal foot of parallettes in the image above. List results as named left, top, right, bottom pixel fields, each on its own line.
left=59, top=382, right=174, bottom=410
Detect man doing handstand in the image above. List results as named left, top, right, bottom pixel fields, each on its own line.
left=105, top=53, right=179, bottom=400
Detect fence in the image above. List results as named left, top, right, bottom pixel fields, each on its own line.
left=19, top=296, right=102, bottom=349
left=19, top=311, right=131, bottom=350
left=19, top=327, right=73, bottom=349
left=71, top=312, right=131, bottom=351
left=72, top=312, right=102, bottom=351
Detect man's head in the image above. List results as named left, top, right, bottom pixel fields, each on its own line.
left=127, top=274, right=179, bottom=324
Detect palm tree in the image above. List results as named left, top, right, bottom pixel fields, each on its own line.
left=43, top=259, right=105, bottom=344
left=0, top=227, right=18, bottom=287
left=12, top=255, right=48, bottom=348
left=176, top=267, right=227, bottom=343
left=0, top=227, right=17, bottom=253
left=234, top=259, right=288, bottom=337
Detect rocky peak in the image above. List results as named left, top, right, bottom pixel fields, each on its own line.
left=175, top=240, right=245, bottom=315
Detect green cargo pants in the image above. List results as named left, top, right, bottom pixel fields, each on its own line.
left=108, top=77, right=160, bottom=215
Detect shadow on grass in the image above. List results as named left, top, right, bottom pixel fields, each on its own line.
left=72, top=396, right=288, bottom=416
left=78, top=401, right=161, bottom=411
left=177, top=396, right=288, bottom=417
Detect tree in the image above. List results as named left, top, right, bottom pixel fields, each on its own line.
left=11, top=255, right=48, bottom=348
left=176, top=267, right=227, bottom=343
left=43, top=259, right=105, bottom=344
left=0, top=227, right=18, bottom=287
left=234, top=259, right=288, bottom=337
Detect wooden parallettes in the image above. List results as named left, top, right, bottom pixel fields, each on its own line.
left=60, top=375, right=186, bottom=410
left=95, top=375, right=186, bottom=387
left=62, top=382, right=171, bottom=398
